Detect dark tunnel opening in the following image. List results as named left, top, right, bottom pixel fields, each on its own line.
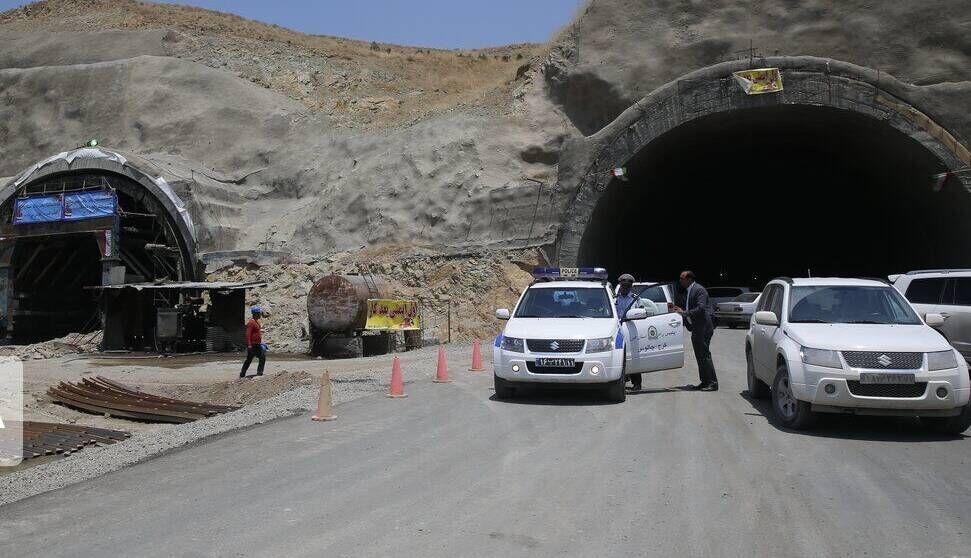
left=578, top=105, right=970, bottom=290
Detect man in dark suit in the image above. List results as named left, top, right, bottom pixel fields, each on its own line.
left=675, top=270, right=718, bottom=391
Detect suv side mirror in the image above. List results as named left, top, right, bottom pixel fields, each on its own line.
left=925, top=313, right=946, bottom=327
left=754, top=311, right=779, bottom=326
left=495, top=309, right=511, bottom=320
left=624, top=307, right=648, bottom=321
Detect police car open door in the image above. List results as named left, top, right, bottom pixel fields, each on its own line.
left=626, top=301, right=685, bottom=372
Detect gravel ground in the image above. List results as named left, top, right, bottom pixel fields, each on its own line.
left=0, top=343, right=484, bottom=506
left=0, top=379, right=373, bottom=506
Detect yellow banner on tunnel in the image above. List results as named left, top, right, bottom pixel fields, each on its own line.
left=365, top=299, right=421, bottom=331
left=733, top=68, right=784, bottom=95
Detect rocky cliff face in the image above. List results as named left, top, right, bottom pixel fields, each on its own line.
left=544, top=0, right=971, bottom=137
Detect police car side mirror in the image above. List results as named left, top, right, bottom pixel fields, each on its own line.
left=925, top=313, right=946, bottom=327
left=624, top=307, right=648, bottom=321
left=496, top=309, right=511, bottom=320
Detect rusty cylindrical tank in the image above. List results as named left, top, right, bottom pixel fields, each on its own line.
left=308, top=274, right=389, bottom=333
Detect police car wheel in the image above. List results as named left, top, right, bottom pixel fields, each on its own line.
left=604, top=375, right=626, bottom=403
left=494, top=375, right=515, bottom=400
left=605, top=350, right=627, bottom=403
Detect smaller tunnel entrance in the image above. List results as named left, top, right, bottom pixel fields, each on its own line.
left=578, top=105, right=971, bottom=288
left=2, top=168, right=193, bottom=343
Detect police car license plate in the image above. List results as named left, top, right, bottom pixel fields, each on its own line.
left=535, top=358, right=575, bottom=368
left=859, top=373, right=915, bottom=384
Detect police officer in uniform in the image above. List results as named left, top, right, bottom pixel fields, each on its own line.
left=614, top=274, right=643, bottom=391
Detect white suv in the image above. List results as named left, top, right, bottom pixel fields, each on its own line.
left=745, top=277, right=971, bottom=433
left=494, top=268, right=684, bottom=402
left=890, top=269, right=971, bottom=362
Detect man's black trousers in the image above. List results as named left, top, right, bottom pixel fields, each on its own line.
left=240, top=345, right=266, bottom=376
left=691, top=330, right=717, bottom=386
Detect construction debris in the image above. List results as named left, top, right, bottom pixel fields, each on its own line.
left=48, top=377, right=240, bottom=423
left=1, top=421, right=129, bottom=461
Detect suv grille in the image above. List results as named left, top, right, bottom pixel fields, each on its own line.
left=847, top=381, right=927, bottom=398
left=525, top=339, right=585, bottom=353
left=526, top=362, right=583, bottom=374
left=841, top=351, right=923, bottom=370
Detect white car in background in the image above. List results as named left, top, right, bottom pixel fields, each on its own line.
left=714, top=292, right=761, bottom=329
left=745, top=277, right=971, bottom=433
left=494, top=268, right=684, bottom=402
left=890, top=269, right=971, bottom=362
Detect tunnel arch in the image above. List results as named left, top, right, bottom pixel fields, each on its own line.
left=555, top=56, right=971, bottom=286
left=0, top=148, right=198, bottom=341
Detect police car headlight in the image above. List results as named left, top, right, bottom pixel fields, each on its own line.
left=927, top=350, right=958, bottom=371
left=800, top=346, right=842, bottom=369
left=501, top=337, right=525, bottom=353
left=586, top=337, right=613, bottom=353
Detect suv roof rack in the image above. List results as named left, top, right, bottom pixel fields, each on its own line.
left=771, top=277, right=794, bottom=284
left=905, top=269, right=971, bottom=275
left=856, top=276, right=891, bottom=284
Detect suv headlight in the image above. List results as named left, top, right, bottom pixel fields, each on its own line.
left=800, top=346, right=842, bottom=369
left=501, top=336, right=525, bottom=353
left=927, top=350, right=958, bottom=371
left=586, top=337, right=613, bottom=353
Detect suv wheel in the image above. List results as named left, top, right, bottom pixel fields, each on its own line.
left=746, top=349, right=769, bottom=399
left=604, top=351, right=627, bottom=403
left=605, top=375, right=626, bottom=403
left=494, top=375, right=516, bottom=400
left=771, top=364, right=815, bottom=429
left=921, top=403, right=971, bottom=435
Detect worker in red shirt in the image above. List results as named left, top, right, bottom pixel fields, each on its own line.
left=240, top=306, right=267, bottom=378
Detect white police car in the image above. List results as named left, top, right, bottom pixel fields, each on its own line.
left=493, top=268, right=684, bottom=402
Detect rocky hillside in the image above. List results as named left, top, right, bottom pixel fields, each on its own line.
left=0, top=0, right=573, bottom=258
left=0, top=0, right=543, bottom=129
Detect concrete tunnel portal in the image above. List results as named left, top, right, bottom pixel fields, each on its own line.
left=559, top=58, right=971, bottom=289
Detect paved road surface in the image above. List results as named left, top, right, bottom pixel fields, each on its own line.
left=2, top=330, right=969, bottom=557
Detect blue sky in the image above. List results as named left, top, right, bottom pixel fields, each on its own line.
left=0, top=0, right=585, bottom=48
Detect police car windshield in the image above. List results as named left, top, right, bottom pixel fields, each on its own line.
left=788, top=286, right=922, bottom=325
left=515, top=287, right=612, bottom=319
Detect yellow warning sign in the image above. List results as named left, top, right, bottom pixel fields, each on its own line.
left=365, top=299, right=421, bottom=331
left=733, top=68, right=784, bottom=95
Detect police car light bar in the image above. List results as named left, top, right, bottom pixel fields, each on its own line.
left=532, top=267, right=609, bottom=281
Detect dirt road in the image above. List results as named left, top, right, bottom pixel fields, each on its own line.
left=2, top=330, right=969, bottom=557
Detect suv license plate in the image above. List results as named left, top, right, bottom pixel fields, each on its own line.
left=535, top=358, right=575, bottom=368
left=859, top=373, right=916, bottom=384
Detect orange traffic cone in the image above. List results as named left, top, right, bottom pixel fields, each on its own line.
left=311, top=370, right=337, bottom=421
left=469, top=339, right=485, bottom=372
left=387, top=356, right=407, bottom=398
left=433, top=345, right=451, bottom=383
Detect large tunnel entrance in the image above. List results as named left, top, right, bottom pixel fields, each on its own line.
left=1, top=159, right=196, bottom=344
left=578, top=104, right=970, bottom=288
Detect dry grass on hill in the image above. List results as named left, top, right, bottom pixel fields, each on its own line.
left=0, top=0, right=547, bottom=128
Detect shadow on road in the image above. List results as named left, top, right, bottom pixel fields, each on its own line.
left=627, top=385, right=701, bottom=395
left=740, top=390, right=968, bottom=442
left=489, top=383, right=701, bottom=405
